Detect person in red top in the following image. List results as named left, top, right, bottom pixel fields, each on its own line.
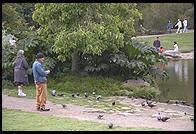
left=159, top=46, right=164, bottom=54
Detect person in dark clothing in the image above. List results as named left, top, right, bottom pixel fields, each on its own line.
left=168, top=21, right=173, bottom=34
left=13, top=50, right=29, bottom=96
left=153, top=37, right=161, bottom=52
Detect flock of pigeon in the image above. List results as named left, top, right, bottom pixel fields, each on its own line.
left=50, top=90, right=193, bottom=128
left=50, top=90, right=115, bottom=128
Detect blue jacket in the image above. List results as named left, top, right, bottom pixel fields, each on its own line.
left=168, top=22, right=173, bottom=29
left=32, top=60, right=49, bottom=83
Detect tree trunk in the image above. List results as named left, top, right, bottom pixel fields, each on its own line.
left=71, top=49, right=79, bottom=72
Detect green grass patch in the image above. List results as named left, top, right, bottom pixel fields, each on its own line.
left=2, top=108, right=162, bottom=131
left=135, top=32, right=194, bottom=53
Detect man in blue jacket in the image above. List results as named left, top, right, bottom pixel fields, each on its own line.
left=32, top=53, right=50, bottom=111
left=168, top=20, right=173, bottom=34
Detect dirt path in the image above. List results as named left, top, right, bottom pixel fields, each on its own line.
left=2, top=94, right=194, bottom=131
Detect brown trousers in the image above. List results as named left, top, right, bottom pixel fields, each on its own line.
left=35, top=82, right=47, bottom=109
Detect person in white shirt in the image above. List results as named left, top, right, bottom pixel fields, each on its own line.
left=9, top=38, right=16, bottom=47
left=175, top=19, right=182, bottom=33
left=173, top=41, right=179, bottom=56
left=183, top=19, right=188, bottom=33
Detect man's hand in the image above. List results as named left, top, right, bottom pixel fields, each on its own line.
left=47, top=70, right=50, bottom=74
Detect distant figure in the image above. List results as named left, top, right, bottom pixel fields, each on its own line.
left=175, top=19, right=182, bottom=33
left=174, top=41, right=179, bottom=52
left=153, top=37, right=161, bottom=52
left=183, top=19, right=188, bottom=33
left=167, top=21, right=173, bottom=34
left=13, top=50, right=29, bottom=96
left=159, top=46, right=164, bottom=54
left=9, top=38, right=16, bottom=47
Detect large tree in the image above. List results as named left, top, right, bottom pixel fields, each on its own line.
left=32, top=3, right=142, bottom=72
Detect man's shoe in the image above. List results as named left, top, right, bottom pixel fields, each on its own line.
left=18, top=92, right=26, bottom=96
left=40, top=108, right=50, bottom=111
left=36, top=107, right=40, bottom=111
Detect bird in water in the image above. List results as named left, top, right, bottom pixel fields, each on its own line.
left=161, top=117, right=170, bottom=122
left=84, top=92, right=89, bottom=98
left=112, top=101, right=115, bottom=106
left=157, top=113, right=162, bottom=121
left=97, top=114, right=104, bottom=119
left=62, top=104, right=67, bottom=108
left=141, top=101, right=145, bottom=107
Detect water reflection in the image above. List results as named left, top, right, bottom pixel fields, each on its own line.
left=157, top=59, right=194, bottom=104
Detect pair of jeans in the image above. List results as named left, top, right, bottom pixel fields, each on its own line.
left=168, top=28, right=172, bottom=34
left=183, top=26, right=187, bottom=33
left=35, top=82, right=47, bottom=109
left=154, top=47, right=160, bottom=52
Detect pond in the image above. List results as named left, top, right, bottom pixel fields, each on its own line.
left=157, top=59, right=194, bottom=105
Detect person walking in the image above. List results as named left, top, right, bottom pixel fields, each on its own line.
left=32, top=53, right=50, bottom=111
left=13, top=50, right=29, bottom=96
left=183, top=19, right=188, bottom=33
left=153, top=37, right=161, bottom=52
left=167, top=21, right=173, bottom=34
left=175, top=19, right=182, bottom=33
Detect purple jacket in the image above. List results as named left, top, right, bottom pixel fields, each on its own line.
left=153, top=40, right=161, bottom=47
left=13, top=57, right=29, bottom=85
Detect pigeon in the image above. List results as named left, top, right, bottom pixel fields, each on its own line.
left=184, top=112, right=187, bottom=115
left=57, top=93, right=64, bottom=97
left=146, top=100, right=153, bottom=105
left=148, top=103, right=156, bottom=108
left=76, top=92, right=80, bottom=96
left=62, top=104, right=67, bottom=108
left=72, top=94, right=75, bottom=97
left=96, top=95, right=102, bottom=101
left=161, top=117, right=170, bottom=122
left=166, top=100, right=170, bottom=103
left=84, top=92, right=89, bottom=98
left=50, top=90, right=56, bottom=96
left=92, top=92, right=96, bottom=95
left=112, top=101, right=115, bottom=106
left=157, top=113, right=162, bottom=121
left=191, top=117, right=194, bottom=121
left=181, top=101, right=187, bottom=105
left=108, top=122, right=113, bottom=128
left=141, top=101, right=145, bottom=107
left=175, top=101, right=179, bottom=105
left=97, top=114, right=104, bottom=119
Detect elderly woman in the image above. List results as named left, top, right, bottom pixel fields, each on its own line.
left=13, top=50, right=29, bottom=96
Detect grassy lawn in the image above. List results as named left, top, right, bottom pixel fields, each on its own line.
left=135, top=32, right=194, bottom=53
left=2, top=108, right=162, bottom=131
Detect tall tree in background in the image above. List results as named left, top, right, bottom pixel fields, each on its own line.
left=32, top=3, right=142, bottom=72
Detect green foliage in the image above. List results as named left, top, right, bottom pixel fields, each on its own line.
left=32, top=3, right=142, bottom=62
left=129, top=87, right=160, bottom=99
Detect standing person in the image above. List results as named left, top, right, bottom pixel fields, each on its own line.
left=173, top=41, right=179, bottom=56
left=167, top=21, right=173, bottom=34
left=32, top=53, right=50, bottom=111
left=9, top=38, right=16, bottom=47
left=13, top=50, right=29, bottom=96
left=153, top=37, right=161, bottom=52
left=183, top=19, right=188, bottom=33
left=175, top=19, right=182, bottom=33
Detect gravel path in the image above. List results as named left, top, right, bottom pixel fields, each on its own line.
left=2, top=94, right=194, bottom=131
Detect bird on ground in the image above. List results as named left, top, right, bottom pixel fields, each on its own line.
left=108, top=122, right=113, bottom=128
left=96, top=95, right=102, bottom=101
left=50, top=90, right=56, bottom=96
left=92, top=92, right=96, bottom=95
left=57, top=93, right=64, bottom=97
left=157, top=113, right=162, bottom=121
left=175, top=101, right=179, bottom=105
left=184, top=112, right=187, bottom=115
left=191, top=117, right=194, bottom=121
left=76, top=92, right=80, bottom=96
left=181, top=101, right=187, bottom=105
left=141, top=101, right=145, bottom=107
left=166, top=100, right=170, bottom=103
left=84, top=92, right=89, bottom=98
left=72, top=94, right=75, bottom=97
left=62, top=104, right=67, bottom=108
left=161, top=117, right=170, bottom=122
left=148, top=103, right=156, bottom=108
left=146, top=100, right=153, bottom=105
left=97, top=114, right=104, bottom=119
left=112, top=101, right=115, bottom=106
